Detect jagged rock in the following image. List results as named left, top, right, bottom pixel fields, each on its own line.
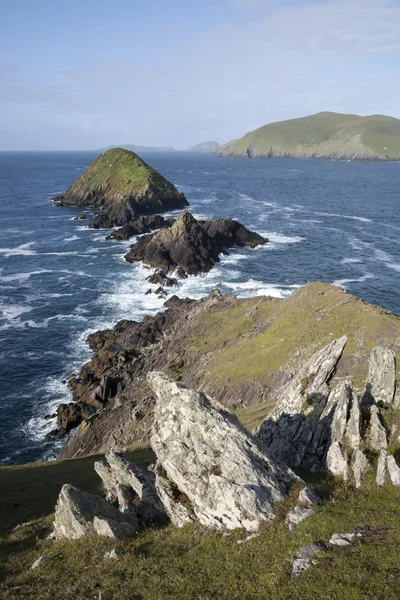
left=329, top=533, right=355, bottom=547
left=154, top=463, right=196, bottom=527
left=387, top=455, right=400, bottom=486
left=329, top=381, right=351, bottom=443
left=53, top=484, right=138, bottom=540
left=148, top=372, right=308, bottom=531
left=266, top=336, right=348, bottom=420
left=364, top=346, right=396, bottom=407
left=125, top=211, right=223, bottom=275
left=146, top=269, right=178, bottom=287
left=255, top=337, right=348, bottom=472
left=345, top=394, right=362, bottom=449
left=376, top=449, right=387, bottom=485
left=393, top=385, right=400, bottom=410
left=298, top=487, right=322, bottom=506
left=351, top=449, right=369, bottom=488
left=110, top=216, right=175, bottom=240
left=326, top=442, right=348, bottom=480
left=286, top=507, right=314, bottom=532
left=94, top=450, right=166, bottom=524
left=368, top=405, right=387, bottom=451
left=201, top=218, right=268, bottom=248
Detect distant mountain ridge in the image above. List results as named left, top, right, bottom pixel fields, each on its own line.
left=100, top=144, right=175, bottom=153
left=217, top=112, right=400, bottom=161
left=186, top=141, right=219, bottom=152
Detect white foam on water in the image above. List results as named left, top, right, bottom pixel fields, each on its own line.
left=386, top=263, right=400, bottom=272
left=374, top=248, right=392, bottom=263
left=63, top=235, right=80, bottom=242
left=263, top=233, right=306, bottom=244
left=333, top=273, right=375, bottom=287
left=316, top=211, right=372, bottom=223
left=342, top=258, right=363, bottom=264
left=0, top=242, right=37, bottom=257
left=0, top=303, right=33, bottom=321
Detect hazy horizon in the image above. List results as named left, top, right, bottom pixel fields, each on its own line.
left=1, top=0, right=400, bottom=151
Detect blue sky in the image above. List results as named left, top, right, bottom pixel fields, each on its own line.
left=1, top=0, right=399, bottom=150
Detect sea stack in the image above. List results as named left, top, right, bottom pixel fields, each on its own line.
left=53, top=148, right=188, bottom=226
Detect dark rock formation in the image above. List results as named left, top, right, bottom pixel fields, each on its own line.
left=202, top=218, right=268, bottom=248
left=53, top=148, right=188, bottom=227
left=125, top=211, right=224, bottom=275
left=146, top=269, right=178, bottom=287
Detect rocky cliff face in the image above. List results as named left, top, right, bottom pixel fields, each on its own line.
left=57, top=283, right=400, bottom=461
left=53, top=148, right=188, bottom=226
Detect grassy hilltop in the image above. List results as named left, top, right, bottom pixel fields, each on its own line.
left=218, top=112, right=400, bottom=160
left=54, top=148, right=188, bottom=218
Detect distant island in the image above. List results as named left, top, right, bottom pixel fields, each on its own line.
left=186, top=140, right=219, bottom=152
left=100, top=143, right=175, bottom=153
left=217, top=112, right=400, bottom=161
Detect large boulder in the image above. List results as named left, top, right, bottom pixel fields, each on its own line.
left=363, top=346, right=396, bottom=407
left=53, top=148, right=188, bottom=226
left=147, top=372, right=310, bottom=532
left=53, top=484, right=138, bottom=540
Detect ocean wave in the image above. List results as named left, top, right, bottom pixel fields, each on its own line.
left=333, top=273, right=375, bottom=287
left=341, top=258, right=363, bottom=264
left=386, top=263, right=400, bottom=272
left=0, top=242, right=37, bottom=257
left=63, top=235, right=80, bottom=242
left=262, top=233, right=306, bottom=244
left=316, top=211, right=372, bottom=223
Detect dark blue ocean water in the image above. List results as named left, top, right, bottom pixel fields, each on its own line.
left=1, top=151, right=399, bottom=465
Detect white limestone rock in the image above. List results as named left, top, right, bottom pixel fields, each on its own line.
left=53, top=484, right=138, bottom=541
left=368, top=405, right=388, bottom=451
left=93, top=516, right=137, bottom=539
left=345, top=394, right=362, bottom=450
left=351, top=449, right=369, bottom=489
left=366, top=347, right=396, bottom=407
left=286, top=506, right=314, bottom=532
left=267, top=336, right=348, bottom=420
left=298, top=486, right=322, bottom=506
left=376, top=449, right=387, bottom=486
left=94, top=450, right=165, bottom=523
left=326, top=442, right=348, bottom=480
left=291, top=543, right=326, bottom=578
left=148, top=372, right=308, bottom=532
left=387, top=455, right=400, bottom=486
left=329, top=532, right=355, bottom=547
left=329, top=381, right=351, bottom=444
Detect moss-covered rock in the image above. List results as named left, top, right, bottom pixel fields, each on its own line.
left=53, top=148, right=188, bottom=225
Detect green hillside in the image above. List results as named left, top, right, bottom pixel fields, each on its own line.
left=218, top=112, right=400, bottom=160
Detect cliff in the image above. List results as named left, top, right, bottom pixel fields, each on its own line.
left=218, top=112, right=400, bottom=161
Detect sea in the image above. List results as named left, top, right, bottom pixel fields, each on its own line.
left=0, top=151, right=399, bottom=465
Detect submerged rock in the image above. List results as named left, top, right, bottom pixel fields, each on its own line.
left=148, top=371, right=309, bottom=531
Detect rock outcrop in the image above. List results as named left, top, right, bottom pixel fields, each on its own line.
left=256, top=343, right=400, bottom=487
left=104, top=215, right=175, bottom=239
left=124, top=211, right=267, bottom=276
left=125, top=211, right=224, bottom=275
left=53, top=484, right=138, bottom=541
left=54, top=376, right=318, bottom=540
left=148, top=372, right=311, bottom=531
left=201, top=218, right=268, bottom=248
left=53, top=148, right=188, bottom=226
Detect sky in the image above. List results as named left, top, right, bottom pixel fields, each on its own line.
left=1, top=0, right=399, bottom=150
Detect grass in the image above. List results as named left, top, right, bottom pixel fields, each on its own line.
left=62, top=148, right=182, bottom=206
left=218, top=112, right=400, bottom=159
left=183, top=283, right=400, bottom=399
left=1, top=454, right=400, bottom=599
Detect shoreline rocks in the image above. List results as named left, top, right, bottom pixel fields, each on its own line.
left=124, top=211, right=268, bottom=276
